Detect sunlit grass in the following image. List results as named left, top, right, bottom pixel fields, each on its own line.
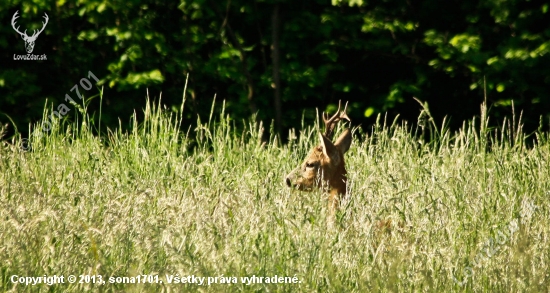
left=0, top=97, right=548, bottom=292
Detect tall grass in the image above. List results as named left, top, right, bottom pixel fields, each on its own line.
left=0, top=96, right=548, bottom=292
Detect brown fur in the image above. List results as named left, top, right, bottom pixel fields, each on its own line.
left=286, top=118, right=352, bottom=214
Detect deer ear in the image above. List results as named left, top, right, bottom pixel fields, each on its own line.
left=319, top=133, right=340, bottom=164
left=334, top=129, right=351, bottom=154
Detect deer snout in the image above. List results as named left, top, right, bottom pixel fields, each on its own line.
left=285, top=171, right=297, bottom=188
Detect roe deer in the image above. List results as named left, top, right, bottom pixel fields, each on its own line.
left=285, top=101, right=352, bottom=214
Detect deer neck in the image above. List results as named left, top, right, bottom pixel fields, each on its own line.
left=327, top=159, right=347, bottom=196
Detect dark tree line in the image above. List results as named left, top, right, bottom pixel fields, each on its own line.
left=1, top=0, right=549, bottom=140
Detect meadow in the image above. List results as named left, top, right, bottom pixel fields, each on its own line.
left=1, top=96, right=548, bottom=292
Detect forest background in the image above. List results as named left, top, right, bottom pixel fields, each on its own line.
left=1, top=0, right=549, bottom=138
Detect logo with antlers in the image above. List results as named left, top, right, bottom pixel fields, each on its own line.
left=11, top=10, right=49, bottom=54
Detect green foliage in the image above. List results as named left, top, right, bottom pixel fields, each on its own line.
left=1, top=0, right=549, bottom=140
left=335, top=0, right=550, bottom=126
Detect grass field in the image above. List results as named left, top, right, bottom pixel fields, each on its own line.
left=1, top=97, right=549, bottom=292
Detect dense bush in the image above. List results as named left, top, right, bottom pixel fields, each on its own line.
left=1, top=0, right=549, bottom=139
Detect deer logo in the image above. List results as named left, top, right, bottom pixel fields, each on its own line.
left=11, top=10, right=49, bottom=54
left=285, top=101, right=352, bottom=214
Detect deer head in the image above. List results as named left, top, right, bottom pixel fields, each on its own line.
left=11, top=11, right=49, bottom=54
left=285, top=101, right=352, bottom=211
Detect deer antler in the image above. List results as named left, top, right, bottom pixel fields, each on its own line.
left=33, top=13, right=49, bottom=38
left=322, top=100, right=350, bottom=140
left=11, top=11, right=49, bottom=39
left=11, top=11, right=26, bottom=38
